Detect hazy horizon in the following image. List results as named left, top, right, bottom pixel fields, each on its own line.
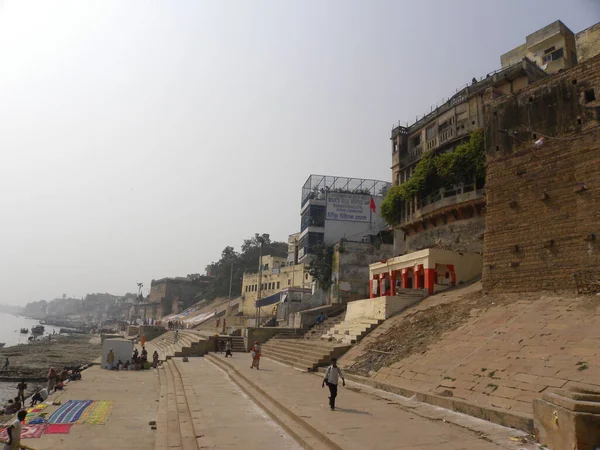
left=0, top=1, right=598, bottom=306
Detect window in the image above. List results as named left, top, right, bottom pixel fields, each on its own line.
left=584, top=89, right=596, bottom=103
left=410, top=134, right=421, bottom=148
left=277, top=281, right=280, bottom=289
left=542, top=47, right=564, bottom=63
left=287, top=279, right=291, bottom=286
left=543, top=46, right=556, bottom=55
left=305, top=273, right=309, bottom=280
left=426, top=124, right=436, bottom=140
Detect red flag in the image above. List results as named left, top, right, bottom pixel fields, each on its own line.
left=370, top=197, right=376, bottom=213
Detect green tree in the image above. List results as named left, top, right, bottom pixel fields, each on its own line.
left=307, top=243, right=334, bottom=290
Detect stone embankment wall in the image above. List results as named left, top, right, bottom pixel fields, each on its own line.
left=483, top=53, right=600, bottom=293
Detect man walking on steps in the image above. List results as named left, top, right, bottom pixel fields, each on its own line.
left=322, top=357, right=345, bottom=411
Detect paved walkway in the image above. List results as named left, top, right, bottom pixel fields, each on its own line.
left=27, top=366, right=157, bottom=450
left=207, top=353, right=536, bottom=450
left=174, top=358, right=301, bottom=449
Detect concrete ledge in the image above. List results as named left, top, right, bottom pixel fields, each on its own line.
left=346, top=294, right=423, bottom=321
left=318, top=369, right=533, bottom=433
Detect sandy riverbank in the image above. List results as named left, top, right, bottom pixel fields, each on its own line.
left=0, top=334, right=102, bottom=382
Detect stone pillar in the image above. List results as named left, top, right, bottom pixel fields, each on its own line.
left=424, top=268, right=436, bottom=295
left=401, top=269, right=409, bottom=289
left=533, top=385, right=600, bottom=450
left=414, top=265, right=423, bottom=289
left=447, top=264, right=457, bottom=286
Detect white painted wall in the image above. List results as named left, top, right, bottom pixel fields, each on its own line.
left=101, top=339, right=134, bottom=369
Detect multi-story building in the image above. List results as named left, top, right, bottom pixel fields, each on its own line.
left=240, top=255, right=311, bottom=315
left=298, top=174, right=391, bottom=263
left=390, top=58, right=547, bottom=254
left=501, top=20, right=600, bottom=75
left=287, top=232, right=300, bottom=266
left=389, top=20, right=600, bottom=256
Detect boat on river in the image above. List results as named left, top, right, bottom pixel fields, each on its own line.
left=31, top=325, right=45, bottom=334
left=0, top=343, right=5, bottom=348
left=20, top=328, right=28, bottom=334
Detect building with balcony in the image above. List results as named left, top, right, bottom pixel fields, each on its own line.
left=390, top=58, right=547, bottom=254
left=501, top=20, right=600, bottom=75
left=298, top=175, right=391, bottom=262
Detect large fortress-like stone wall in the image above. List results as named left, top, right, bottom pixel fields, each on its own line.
left=483, top=54, right=600, bottom=293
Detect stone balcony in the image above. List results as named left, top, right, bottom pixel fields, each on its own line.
left=399, top=184, right=486, bottom=232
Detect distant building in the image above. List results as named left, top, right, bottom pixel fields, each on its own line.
left=240, top=255, right=310, bottom=316
left=501, top=20, right=600, bottom=74
left=287, top=232, right=300, bottom=266
left=298, top=174, right=391, bottom=263
left=138, top=276, right=212, bottom=319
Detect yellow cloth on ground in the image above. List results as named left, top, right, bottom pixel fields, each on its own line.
left=76, top=401, right=113, bottom=425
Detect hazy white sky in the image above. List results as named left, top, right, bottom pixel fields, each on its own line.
left=0, top=1, right=598, bottom=304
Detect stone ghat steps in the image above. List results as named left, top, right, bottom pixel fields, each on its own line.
left=214, top=336, right=246, bottom=353
left=322, top=318, right=383, bottom=344
left=301, top=315, right=345, bottom=341
left=261, top=339, right=351, bottom=372
left=149, top=331, right=207, bottom=361
left=155, top=359, right=199, bottom=450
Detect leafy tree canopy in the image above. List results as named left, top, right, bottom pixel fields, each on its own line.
left=205, top=233, right=288, bottom=300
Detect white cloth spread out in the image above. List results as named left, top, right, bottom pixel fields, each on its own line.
left=323, top=365, right=344, bottom=385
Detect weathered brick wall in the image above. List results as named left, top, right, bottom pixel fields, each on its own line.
left=483, top=54, right=600, bottom=293
left=405, top=216, right=485, bottom=254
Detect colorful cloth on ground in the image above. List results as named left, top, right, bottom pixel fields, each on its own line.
left=48, top=400, right=93, bottom=424
left=76, top=401, right=113, bottom=425
left=27, top=403, right=48, bottom=414
left=27, top=417, right=48, bottom=425
left=0, top=424, right=48, bottom=439
left=45, top=424, right=73, bottom=434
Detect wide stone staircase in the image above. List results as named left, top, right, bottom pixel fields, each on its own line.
left=322, top=317, right=383, bottom=344
left=148, top=330, right=208, bottom=361
left=303, top=313, right=345, bottom=341
left=260, top=338, right=350, bottom=372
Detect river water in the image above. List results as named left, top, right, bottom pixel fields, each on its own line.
left=0, top=311, right=62, bottom=347
left=0, top=311, right=63, bottom=404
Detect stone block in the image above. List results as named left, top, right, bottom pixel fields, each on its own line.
left=533, top=385, right=600, bottom=449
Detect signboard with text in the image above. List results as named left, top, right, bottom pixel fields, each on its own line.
left=326, top=193, right=371, bottom=222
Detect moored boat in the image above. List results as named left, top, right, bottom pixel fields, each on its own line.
left=20, top=328, right=28, bottom=334
left=31, top=325, right=45, bottom=334
left=0, top=343, right=5, bottom=348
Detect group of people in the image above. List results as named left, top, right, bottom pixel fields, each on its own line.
left=167, top=320, right=185, bottom=330
left=217, top=339, right=233, bottom=357
left=105, top=347, right=160, bottom=371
